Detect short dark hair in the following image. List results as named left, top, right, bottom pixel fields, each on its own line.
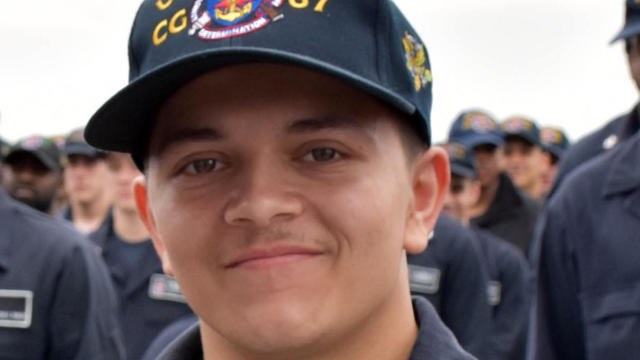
left=625, top=36, right=640, bottom=54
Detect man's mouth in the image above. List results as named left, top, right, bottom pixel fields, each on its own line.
left=13, top=185, right=36, bottom=199
left=226, top=245, right=323, bottom=270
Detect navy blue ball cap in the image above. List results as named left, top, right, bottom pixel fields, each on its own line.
left=5, top=136, right=62, bottom=171
left=62, top=128, right=104, bottom=158
left=501, top=116, right=541, bottom=146
left=85, top=0, right=434, bottom=156
left=63, top=141, right=103, bottom=158
left=440, top=142, right=476, bottom=179
left=448, top=110, right=503, bottom=149
left=540, top=126, right=570, bottom=159
left=611, top=0, right=640, bottom=43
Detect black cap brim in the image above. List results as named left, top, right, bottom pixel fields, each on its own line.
left=5, top=150, right=60, bottom=172
left=450, top=163, right=476, bottom=179
left=504, top=133, right=540, bottom=147
left=86, top=48, right=420, bottom=154
left=611, top=22, right=640, bottom=44
left=63, top=142, right=101, bottom=158
left=453, top=133, right=504, bottom=149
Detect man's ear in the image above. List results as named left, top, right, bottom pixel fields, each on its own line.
left=471, top=179, right=482, bottom=204
left=134, top=176, right=175, bottom=277
left=404, top=147, right=450, bottom=254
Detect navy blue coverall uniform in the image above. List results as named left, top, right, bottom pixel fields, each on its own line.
left=550, top=105, right=639, bottom=196
left=471, top=227, right=530, bottom=360
left=408, top=214, right=491, bottom=359
left=90, top=211, right=193, bottom=360
left=529, top=132, right=640, bottom=359
left=155, top=297, right=476, bottom=360
left=0, top=189, right=124, bottom=360
left=470, top=173, right=540, bottom=258
left=141, top=315, right=198, bottom=360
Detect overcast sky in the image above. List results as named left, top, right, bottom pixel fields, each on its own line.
left=0, top=0, right=635, bottom=144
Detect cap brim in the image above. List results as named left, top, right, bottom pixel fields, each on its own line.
left=543, top=144, right=564, bottom=159
left=450, top=163, right=475, bottom=179
left=610, top=23, right=640, bottom=44
left=5, top=149, right=60, bottom=171
left=63, top=142, right=100, bottom=157
left=504, top=133, right=539, bottom=146
left=452, top=133, right=504, bottom=149
left=86, top=48, right=419, bottom=153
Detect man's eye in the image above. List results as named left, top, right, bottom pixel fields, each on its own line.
left=302, top=148, right=341, bottom=162
left=450, top=183, right=464, bottom=194
left=183, top=159, right=220, bottom=175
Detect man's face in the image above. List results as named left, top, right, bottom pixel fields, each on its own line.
left=442, top=174, right=480, bottom=224
left=627, top=36, right=640, bottom=90
left=106, top=152, right=141, bottom=212
left=502, top=137, right=545, bottom=190
left=64, top=154, right=110, bottom=206
left=137, top=64, right=446, bottom=356
left=4, top=152, right=61, bottom=212
left=473, top=144, right=501, bottom=186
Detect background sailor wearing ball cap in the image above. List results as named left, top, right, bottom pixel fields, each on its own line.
left=550, top=0, right=640, bottom=195
left=2, top=135, right=63, bottom=214
left=441, top=141, right=530, bottom=360
left=448, top=110, right=540, bottom=258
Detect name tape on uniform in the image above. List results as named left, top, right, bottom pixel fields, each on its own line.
left=408, top=265, right=441, bottom=295
left=148, top=274, right=187, bottom=304
left=0, top=290, right=33, bottom=329
left=487, top=281, right=502, bottom=306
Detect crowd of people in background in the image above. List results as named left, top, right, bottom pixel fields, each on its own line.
left=1, top=0, right=639, bottom=359
left=0, top=109, right=573, bottom=360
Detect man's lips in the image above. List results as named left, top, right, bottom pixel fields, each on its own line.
left=225, top=246, right=323, bottom=270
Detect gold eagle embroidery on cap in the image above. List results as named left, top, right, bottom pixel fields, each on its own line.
left=402, top=31, right=432, bottom=91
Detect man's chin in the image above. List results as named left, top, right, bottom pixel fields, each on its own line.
left=204, top=300, right=328, bottom=355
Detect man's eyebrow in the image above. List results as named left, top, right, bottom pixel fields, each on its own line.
left=286, top=117, right=366, bottom=134
left=155, top=127, right=223, bottom=153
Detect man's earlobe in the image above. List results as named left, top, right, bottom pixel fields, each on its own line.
left=133, top=176, right=175, bottom=276
left=404, top=147, right=450, bottom=254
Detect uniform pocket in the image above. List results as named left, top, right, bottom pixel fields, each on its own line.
left=580, top=283, right=640, bottom=359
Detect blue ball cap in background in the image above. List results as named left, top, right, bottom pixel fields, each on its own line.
left=440, top=142, right=476, bottom=179
left=85, top=0, right=434, bottom=167
left=448, top=110, right=503, bottom=149
left=62, top=128, right=104, bottom=159
left=501, top=116, right=541, bottom=146
left=611, top=0, right=640, bottom=43
left=540, top=126, right=570, bottom=160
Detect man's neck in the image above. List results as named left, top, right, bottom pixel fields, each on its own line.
left=113, top=206, right=148, bottom=243
left=202, top=272, right=418, bottom=360
left=71, top=198, right=111, bottom=233
left=523, top=180, right=545, bottom=201
left=470, top=178, right=500, bottom=218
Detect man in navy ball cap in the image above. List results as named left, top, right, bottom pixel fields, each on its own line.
left=551, top=0, right=640, bottom=194
left=500, top=116, right=547, bottom=200
left=539, top=126, right=570, bottom=197
left=3, top=136, right=63, bottom=214
left=58, top=128, right=112, bottom=233
left=529, top=2, right=640, bottom=358
left=448, top=110, right=539, bottom=258
left=85, top=1, right=474, bottom=359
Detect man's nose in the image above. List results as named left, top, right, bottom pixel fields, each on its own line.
left=223, top=160, right=303, bottom=228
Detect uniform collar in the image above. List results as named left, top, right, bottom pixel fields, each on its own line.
left=409, top=296, right=473, bottom=359
left=603, top=133, right=640, bottom=197
left=474, top=173, right=523, bottom=225
left=157, top=297, right=471, bottom=359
